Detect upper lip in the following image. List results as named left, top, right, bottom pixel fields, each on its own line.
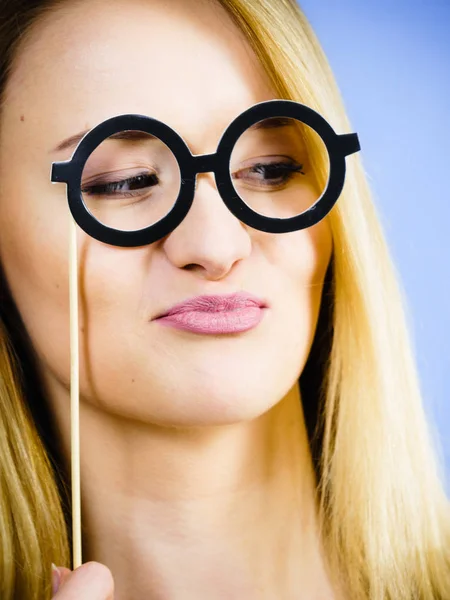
left=155, top=292, right=267, bottom=319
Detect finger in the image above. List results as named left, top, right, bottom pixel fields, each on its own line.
left=59, top=567, right=73, bottom=587
left=52, top=561, right=114, bottom=599
left=51, top=565, right=72, bottom=595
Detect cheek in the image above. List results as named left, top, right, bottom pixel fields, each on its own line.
left=0, top=120, right=69, bottom=356
left=240, top=220, right=332, bottom=371
left=0, top=171, right=146, bottom=391
left=266, top=219, right=332, bottom=358
left=0, top=173, right=70, bottom=368
left=268, top=219, right=332, bottom=297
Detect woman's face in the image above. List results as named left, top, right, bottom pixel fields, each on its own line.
left=0, top=0, right=332, bottom=426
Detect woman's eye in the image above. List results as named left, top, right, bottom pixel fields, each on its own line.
left=81, top=172, right=159, bottom=198
left=232, top=160, right=305, bottom=188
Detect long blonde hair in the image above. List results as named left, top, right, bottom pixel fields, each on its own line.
left=1, top=0, right=449, bottom=598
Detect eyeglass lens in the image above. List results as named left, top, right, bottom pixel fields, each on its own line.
left=80, top=117, right=330, bottom=232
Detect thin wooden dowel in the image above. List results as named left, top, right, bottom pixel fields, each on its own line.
left=69, top=217, right=82, bottom=569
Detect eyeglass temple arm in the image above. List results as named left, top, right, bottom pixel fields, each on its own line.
left=338, top=132, right=361, bottom=157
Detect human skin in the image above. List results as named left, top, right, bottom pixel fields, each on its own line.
left=0, top=0, right=335, bottom=597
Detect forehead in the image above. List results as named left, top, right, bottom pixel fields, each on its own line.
left=4, top=0, right=277, bottom=155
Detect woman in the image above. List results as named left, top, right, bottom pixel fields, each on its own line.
left=0, top=0, right=449, bottom=598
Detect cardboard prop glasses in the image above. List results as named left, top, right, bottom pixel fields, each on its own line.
left=51, top=100, right=361, bottom=246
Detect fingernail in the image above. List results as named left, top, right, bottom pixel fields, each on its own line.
left=51, top=563, right=61, bottom=595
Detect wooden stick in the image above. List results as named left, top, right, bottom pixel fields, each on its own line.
left=69, top=217, right=82, bottom=569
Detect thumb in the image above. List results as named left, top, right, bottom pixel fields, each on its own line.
left=51, top=562, right=114, bottom=599
left=51, top=564, right=72, bottom=595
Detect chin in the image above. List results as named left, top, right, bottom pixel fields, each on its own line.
left=81, top=351, right=300, bottom=428
left=93, top=381, right=284, bottom=429
left=151, top=379, right=291, bottom=428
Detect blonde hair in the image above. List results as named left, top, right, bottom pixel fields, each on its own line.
left=1, top=0, right=449, bottom=598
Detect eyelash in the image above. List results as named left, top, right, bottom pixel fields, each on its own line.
left=81, top=172, right=158, bottom=198
left=81, top=160, right=306, bottom=199
left=234, top=161, right=305, bottom=186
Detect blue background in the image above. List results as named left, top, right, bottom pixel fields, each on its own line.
left=298, top=0, right=450, bottom=491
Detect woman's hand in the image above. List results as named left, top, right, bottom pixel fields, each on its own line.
left=51, top=562, right=115, bottom=599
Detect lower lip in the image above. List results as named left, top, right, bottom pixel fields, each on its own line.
left=155, top=307, right=265, bottom=334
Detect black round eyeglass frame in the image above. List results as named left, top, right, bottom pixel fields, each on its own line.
left=51, top=99, right=361, bottom=248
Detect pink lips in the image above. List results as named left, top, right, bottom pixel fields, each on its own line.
left=154, top=292, right=267, bottom=334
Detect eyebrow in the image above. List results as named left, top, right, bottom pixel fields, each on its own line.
left=51, top=116, right=294, bottom=154
left=51, top=129, right=157, bottom=153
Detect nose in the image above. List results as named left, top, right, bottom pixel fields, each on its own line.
left=162, top=173, right=252, bottom=280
